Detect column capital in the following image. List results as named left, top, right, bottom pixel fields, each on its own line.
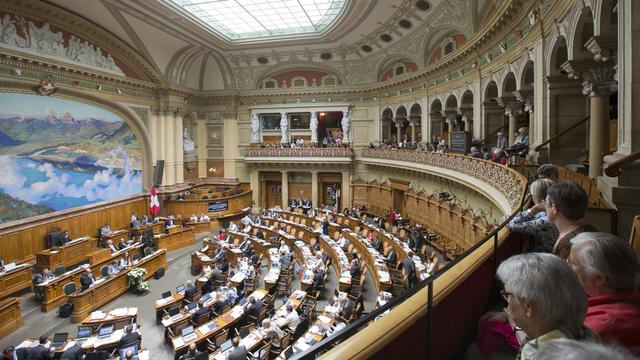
left=585, top=35, right=617, bottom=63
left=581, top=65, right=618, bottom=96
left=513, top=90, right=533, bottom=113
left=496, top=97, right=522, bottom=116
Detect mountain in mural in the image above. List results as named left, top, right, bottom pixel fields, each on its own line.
left=0, top=192, right=54, bottom=223
left=0, top=130, right=23, bottom=146
left=0, top=111, right=121, bottom=145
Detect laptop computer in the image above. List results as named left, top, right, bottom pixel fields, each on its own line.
left=328, top=297, right=336, bottom=306
left=220, top=339, right=233, bottom=352
left=201, top=293, right=211, bottom=302
left=238, top=326, right=251, bottom=339
left=118, top=345, right=138, bottom=360
left=185, top=302, right=197, bottom=312
left=283, top=346, right=295, bottom=359
left=76, top=328, right=92, bottom=343
left=181, top=325, right=197, bottom=342
left=98, top=325, right=113, bottom=339
left=50, top=332, right=68, bottom=349
left=168, top=308, right=181, bottom=321
left=161, top=291, right=172, bottom=299
left=176, top=284, right=186, bottom=294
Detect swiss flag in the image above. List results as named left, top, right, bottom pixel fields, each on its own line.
left=149, top=185, right=160, bottom=216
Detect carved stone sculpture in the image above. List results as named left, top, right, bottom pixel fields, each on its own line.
left=250, top=113, right=260, bottom=143
left=183, top=128, right=195, bottom=152
left=280, top=112, right=288, bottom=143
left=341, top=111, right=351, bottom=143
left=310, top=112, right=318, bottom=143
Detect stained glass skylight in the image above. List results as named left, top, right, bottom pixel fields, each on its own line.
left=168, top=0, right=348, bottom=41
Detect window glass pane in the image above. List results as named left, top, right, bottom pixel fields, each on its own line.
left=260, top=113, right=281, bottom=130
left=289, top=113, right=311, bottom=129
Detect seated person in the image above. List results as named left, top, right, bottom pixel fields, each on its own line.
left=199, top=213, right=210, bottom=222
left=165, top=216, right=175, bottom=229
left=213, top=247, right=226, bottom=262
left=59, top=230, right=71, bottom=246
left=33, top=268, right=55, bottom=285
left=279, top=249, right=291, bottom=269
left=219, top=258, right=230, bottom=273
left=349, top=259, right=361, bottom=280
left=569, top=232, right=640, bottom=353
left=372, top=235, right=383, bottom=253
left=326, top=314, right=346, bottom=337
left=190, top=300, right=209, bottom=323
left=100, top=224, right=112, bottom=237
left=28, top=335, right=54, bottom=360
left=106, top=239, right=118, bottom=253
left=120, top=251, right=132, bottom=267
left=385, top=249, right=397, bottom=265
left=274, top=304, right=299, bottom=331
left=311, top=266, right=325, bottom=291
left=80, top=268, right=96, bottom=291
left=508, top=179, right=557, bottom=252
left=258, top=319, right=284, bottom=348
left=183, top=280, right=197, bottom=302
left=243, top=295, right=263, bottom=319
left=227, top=336, right=247, bottom=360
left=189, top=214, right=198, bottom=222
left=60, top=342, right=83, bottom=360
left=255, top=229, right=265, bottom=240
left=338, top=295, right=354, bottom=320
left=118, top=238, right=128, bottom=250
left=119, top=325, right=140, bottom=347
left=239, top=238, right=253, bottom=256
left=131, top=218, right=141, bottom=229
left=228, top=222, right=239, bottom=232
left=141, top=215, right=149, bottom=225
left=107, top=260, right=121, bottom=275
left=337, top=234, right=348, bottom=250
left=216, top=230, right=226, bottom=242
left=179, top=343, right=201, bottom=360
left=537, top=164, right=560, bottom=182
left=212, top=293, right=229, bottom=314
left=250, top=251, right=260, bottom=266
left=535, top=338, right=638, bottom=360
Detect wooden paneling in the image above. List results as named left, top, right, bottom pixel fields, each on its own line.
left=0, top=196, right=149, bottom=264
left=35, top=237, right=98, bottom=272
left=164, top=191, right=252, bottom=219
left=288, top=182, right=312, bottom=200
left=0, top=264, right=31, bottom=299
left=154, top=227, right=195, bottom=252
left=0, top=297, right=22, bottom=339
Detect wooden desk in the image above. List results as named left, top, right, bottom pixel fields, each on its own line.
left=35, top=237, right=98, bottom=272
left=68, top=249, right=167, bottom=322
left=171, top=289, right=268, bottom=356
left=155, top=293, right=184, bottom=322
left=16, top=327, right=140, bottom=354
left=80, top=307, right=138, bottom=331
left=0, top=297, right=22, bottom=339
left=0, top=263, right=32, bottom=299
left=155, top=227, right=195, bottom=252
left=101, top=229, right=130, bottom=243
left=131, top=222, right=164, bottom=237
left=184, top=221, right=214, bottom=235
left=36, top=244, right=144, bottom=312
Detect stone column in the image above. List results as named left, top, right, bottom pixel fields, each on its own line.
left=311, top=171, right=319, bottom=209
left=585, top=83, right=612, bottom=178
left=281, top=170, right=288, bottom=208
left=395, top=118, right=402, bottom=141
left=164, top=110, right=176, bottom=186
left=149, top=108, right=158, bottom=164
left=498, top=97, right=521, bottom=146
left=158, top=109, right=168, bottom=185
left=410, top=122, right=416, bottom=143
left=174, top=111, right=184, bottom=184
left=196, top=114, right=207, bottom=178
left=341, top=171, right=351, bottom=209
left=250, top=169, right=260, bottom=212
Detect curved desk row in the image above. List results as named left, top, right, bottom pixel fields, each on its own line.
left=68, top=249, right=167, bottom=322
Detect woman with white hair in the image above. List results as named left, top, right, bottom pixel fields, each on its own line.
left=508, top=179, right=558, bottom=252
left=536, top=339, right=638, bottom=360
left=569, top=232, right=640, bottom=354
left=496, top=253, right=594, bottom=360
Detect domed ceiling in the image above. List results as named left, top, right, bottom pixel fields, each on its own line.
left=44, top=0, right=496, bottom=89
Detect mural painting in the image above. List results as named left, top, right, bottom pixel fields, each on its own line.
left=0, top=93, right=142, bottom=224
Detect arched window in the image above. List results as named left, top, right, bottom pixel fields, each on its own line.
left=291, top=76, right=307, bottom=88
left=322, top=75, right=338, bottom=86
left=443, top=37, right=456, bottom=55
left=263, top=78, right=277, bottom=89
left=395, top=65, right=405, bottom=76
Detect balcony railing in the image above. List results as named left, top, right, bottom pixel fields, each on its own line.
left=244, top=146, right=353, bottom=158
left=360, top=148, right=526, bottom=210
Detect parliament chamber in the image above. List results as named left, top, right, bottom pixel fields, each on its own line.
left=0, top=0, right=639, bottom=359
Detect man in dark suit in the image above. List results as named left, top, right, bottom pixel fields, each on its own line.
left=402, top=251, right=417, bottom=288
left=414, top=231, right=426, bottom=252
left=190, top=300, right=209, bottom=323
left=243, top=296, right=263, bottom=319
left=183, top=280, right=197, bottom=302
left=321, top=217, right=329, bottom=236
left=255, top=229, right=264, bottom=240
left=219, top=258, right=230, bottom=273
left=59, top=230, right=71, bottom=246
left=338, top=297, right=353, bottom=320
left=28, top=335, right=53, bottom=360
left=212, top=295, right=229, bottom=315
left=118, top=238, right=128, bottom=250
left=372, top=236, right=383, bottom=253
left=80, top=268, right=95, bottom=291
left=385, top=249, right=397, bottom=266
left=179, top=343, right=201, bottom=360
left=227, top=336, right=247, bottom=360
left=312, top=267, right=324, bottom=291
left=119, top=325, right=140, bottom=348
left=349, top=259, right=361, bottom=279
left=213, top=248, right=226, bottom=262
left=33, top=268, right=54, bottom=285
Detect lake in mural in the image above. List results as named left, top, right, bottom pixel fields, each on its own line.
left=0, top=93, right=142, bottom=224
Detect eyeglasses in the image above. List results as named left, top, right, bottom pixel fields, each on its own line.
left=500, top=290, right=514, bottom=301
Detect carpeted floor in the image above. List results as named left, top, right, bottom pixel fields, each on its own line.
left=1, top=231, right=378, bottom=359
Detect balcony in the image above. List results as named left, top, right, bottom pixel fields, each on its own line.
left=244, top=146, right=353, bottom=166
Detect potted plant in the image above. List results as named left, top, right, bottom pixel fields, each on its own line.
left=126, top=267, right=149, bottom=294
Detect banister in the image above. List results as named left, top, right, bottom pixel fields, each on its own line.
left=534, top=116, right=590, bottom=152
left=604, top=148, right=640, bottom=177
left=477, top=125, right=506, bottom=145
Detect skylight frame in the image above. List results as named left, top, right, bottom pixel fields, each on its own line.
left=167, top=0, right=349, bottom=42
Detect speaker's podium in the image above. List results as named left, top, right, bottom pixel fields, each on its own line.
left=449, top=131, right=471, bottom=154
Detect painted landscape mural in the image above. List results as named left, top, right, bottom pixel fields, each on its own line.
left=0, top=93, right=142, bottom=224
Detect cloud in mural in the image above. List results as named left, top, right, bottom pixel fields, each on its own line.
left=0, top=155, right=142, bottom=206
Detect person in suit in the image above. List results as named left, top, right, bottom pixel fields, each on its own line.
left=183, top=280, right=197, bottom=302
left=243, top=295, right=263, bottom=319
left=349, top=259, right=361, bottom=279
left=279, top=249, right=291, bottom=269
left=131, top=218, right=141, bottom=229
left=255, top=228, right=264, bottom=240
left=414, top=231, right=426, bottom=252
left=118, top=238, right=128, bottom=250
left=165, top=216, right=175, bottom=228
left=33, top=268, right=54, bottom=285
left=59, top=230, right=71, bottom=246
left=219, top=258, right=230, bottom=273
left=227, top=336, right=247, bottom=360
left=212, top=293, right=229, bottom=315
left=239, top=238, right=252, bottom=256
left=372, top=235, right=383, bottom=253
left=224, top=232, right=233, bottom=243
left=312, top=267, right=324, bottom=291
left=1, top=346, right=15, bottom=360
left=321, top=217, right=329, bottom=236
left=100, top=224, right=112, bottom=237
left=190, top=300, right=209, bottom=323
left=120, top=251, right=132, bottom=267
left=141, top=215, right=149, bottom=225
left=179, top=343, right=201, bottom=360
left=213, top=247, right=226, bottom=262
left=107, top=260, right=121, bottom=276
left=338, top=296, right=353, bottom=320
left=106, top=239, right=118, bottom=253
left=119, top=325, right=140, bottom=348
left=250, top=251, right=260, bottom=266
left=80, top=268, right=96, bottom=291
left=402, top=251, right=417, bottom=288
left=228, top=222, right=239, bottom=232
left=275, top=304, right=300, bottom=331
left=28, top=335, right=53, bottom=360
left=385, top=249, right=397, bottom=266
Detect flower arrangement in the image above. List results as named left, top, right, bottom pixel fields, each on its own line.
left=126, top=267, right=149, bottom=294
